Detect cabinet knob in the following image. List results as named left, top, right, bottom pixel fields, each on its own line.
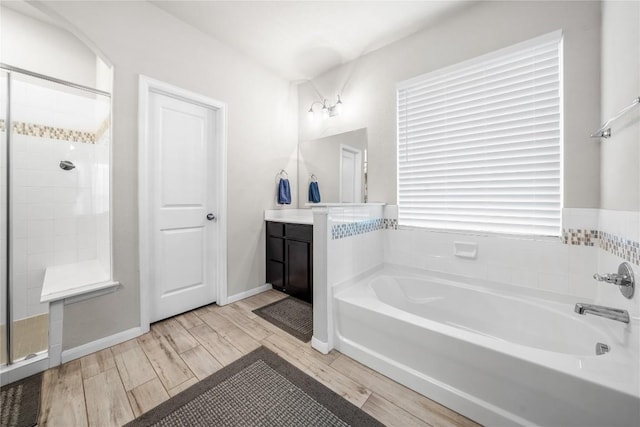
left=206, top=213, right=217, bottom=221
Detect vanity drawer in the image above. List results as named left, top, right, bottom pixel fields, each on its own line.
left=267, top=221, right=285, bottom=237
left=285, top=223, right=313, bottom=242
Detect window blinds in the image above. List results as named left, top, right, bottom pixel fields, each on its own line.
left=397, top=31, right=562, bottom=236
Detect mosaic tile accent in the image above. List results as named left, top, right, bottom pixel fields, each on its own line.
left=599, top=232, right=640, bottom=265
left=95, top=118, right=111, bottom=142
left=386, top=220, right=638, bottom=264
left=383, top=218, right=398, bottom=230
left=561, top=228, right=599, bottom=246
left=0, top=119, right=97, bottom=144
left=332, top=218, right=384, bottom=240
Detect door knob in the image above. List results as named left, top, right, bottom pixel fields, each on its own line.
left=206, top=213, right=217, bottom=221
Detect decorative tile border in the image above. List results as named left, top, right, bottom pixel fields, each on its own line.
left=561, top=228, right=599, bottom=246
left=599, top=232, right=640, bottom=266
left=383, top=218, right=398, bottom=230
left=95, top=118, right=111, bottom=142
left=0, top=119, right=97, bottom=144
left=385, top=220, right=638, bottom=265
left=332, top=218, right=384, bottom=240
left=560, top=228, right=639, bottom=265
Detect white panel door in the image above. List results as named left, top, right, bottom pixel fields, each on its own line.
left=340, top=145, right=362, bottom=203
left=149, top=92, right=217, bottom=322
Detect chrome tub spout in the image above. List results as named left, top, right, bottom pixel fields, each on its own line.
left=574, top=303, right=630, bottom=324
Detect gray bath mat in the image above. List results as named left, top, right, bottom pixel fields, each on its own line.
left=253, top=297, right=313, bottom=342
left=125, top=346, right=382, bottom=427
left=0, top=373, right=42, bottom=427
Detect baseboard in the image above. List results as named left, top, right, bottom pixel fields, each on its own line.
left=225, top=283, right=273, bottom=305
left=311, top=337, right=330, bottom=354
left=60, top=326, right=144, bottom=364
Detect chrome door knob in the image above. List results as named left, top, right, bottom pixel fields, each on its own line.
left=206, top=213, right=217, bottom=221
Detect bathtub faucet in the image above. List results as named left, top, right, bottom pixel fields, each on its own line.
left=574, top=303, right=630, bottom=324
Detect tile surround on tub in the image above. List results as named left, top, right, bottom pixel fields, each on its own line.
left=598, top=232, right=640, bottom=266
left=379, top=206, right=639, bottom=266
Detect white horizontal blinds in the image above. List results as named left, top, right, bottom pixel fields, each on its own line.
left=398, top=32, right=562, bottom=236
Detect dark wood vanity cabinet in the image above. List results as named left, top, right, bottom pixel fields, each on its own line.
left=266, top=221, right=313, bottom=303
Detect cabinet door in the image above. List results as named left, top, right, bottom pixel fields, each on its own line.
left=267, top=260, right=284, bottom=291
left=285, top=239, right=312, bottom=303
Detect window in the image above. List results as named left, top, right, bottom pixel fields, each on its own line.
left=397, top=31, right=562, bottom=236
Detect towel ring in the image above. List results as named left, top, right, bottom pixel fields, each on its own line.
left=310, top=174, right=318, bottom=182
left=278, top=169, right=288, bottom=178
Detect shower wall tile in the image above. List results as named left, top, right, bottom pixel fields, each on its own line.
left=12, top=278, right=27, bottom=321
left=27, top=270, right=45, bottom=290
left=9, top=130, right=110, bottom=320
left=54, top=218, right=76, bottom=236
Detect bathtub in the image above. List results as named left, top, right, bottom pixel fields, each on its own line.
left=333, top=265, right=640, bottom=426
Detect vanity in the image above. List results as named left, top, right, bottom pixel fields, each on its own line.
left=265, top=210, right=314, bottom=303
left=265, top=127, right=368, bottom=304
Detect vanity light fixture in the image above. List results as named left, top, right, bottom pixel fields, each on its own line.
left=308, top=95, right=343, bottom=119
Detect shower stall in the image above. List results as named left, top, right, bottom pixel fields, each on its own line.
left=0, top=64, right=111, bottom=374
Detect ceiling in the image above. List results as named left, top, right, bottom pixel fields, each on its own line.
left=151, top=1, right=474, bottom=82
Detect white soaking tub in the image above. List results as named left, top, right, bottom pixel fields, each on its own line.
left=333, top=265, right=640, bottom=426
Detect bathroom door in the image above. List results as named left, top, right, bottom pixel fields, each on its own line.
left=147, top=91, right=219, bottom=322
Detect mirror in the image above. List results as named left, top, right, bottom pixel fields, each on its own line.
left=298, top=128, right=368, bottom=206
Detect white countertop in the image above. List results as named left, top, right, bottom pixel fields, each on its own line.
left=41, top=259, right=119, bottom=303
left=264, top=209, right=313, bottom=225
left=304, top=202, right=386, bottom=207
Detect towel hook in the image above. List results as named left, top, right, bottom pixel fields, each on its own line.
left=310, top=174, right=317, bottom=182
left=278, top=169, right=288, bottom=178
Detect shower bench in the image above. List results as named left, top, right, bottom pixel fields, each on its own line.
left=40, top=259, right=119, bottom=367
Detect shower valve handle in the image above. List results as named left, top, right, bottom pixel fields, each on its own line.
left=593, top=262, right=635, bottom=299
left=593, top=273, right=631, bottom=287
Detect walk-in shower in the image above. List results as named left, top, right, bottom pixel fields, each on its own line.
left=0, top=64, right=111, bottom=372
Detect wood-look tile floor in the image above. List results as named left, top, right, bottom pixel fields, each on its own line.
left=38, top=290, right=481, bottom=427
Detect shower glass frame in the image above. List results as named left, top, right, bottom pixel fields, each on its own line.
left=1, top=63, right=112, bottom=366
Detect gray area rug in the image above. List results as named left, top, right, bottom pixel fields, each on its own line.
left=126, top=346, right=382, bottom=427
left=253, top=297, right=313, bottom=342
left=0, top=373, right=42, bottom=427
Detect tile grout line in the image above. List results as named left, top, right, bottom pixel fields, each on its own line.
left=192, top=305, right=248, bottom=360
left=78, top=362, right=91, bottom=427
left=135, top=333, right=176, bottom=398
left=109, top=362, right=137, bottom=423
left=187, top=307, right=237, bottom=367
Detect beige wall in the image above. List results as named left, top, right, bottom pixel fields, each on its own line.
left=600, top=0, right=640, bottom=211
left=0, top=6, right=97, bottom=88
left=38, top=1, right=298, bottom=349
left=298, top=1, right=601, bottom=209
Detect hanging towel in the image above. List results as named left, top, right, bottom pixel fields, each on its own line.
left=308, top=181, right=321, bottom=203
left=278, top=178, right=291, bottom=204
